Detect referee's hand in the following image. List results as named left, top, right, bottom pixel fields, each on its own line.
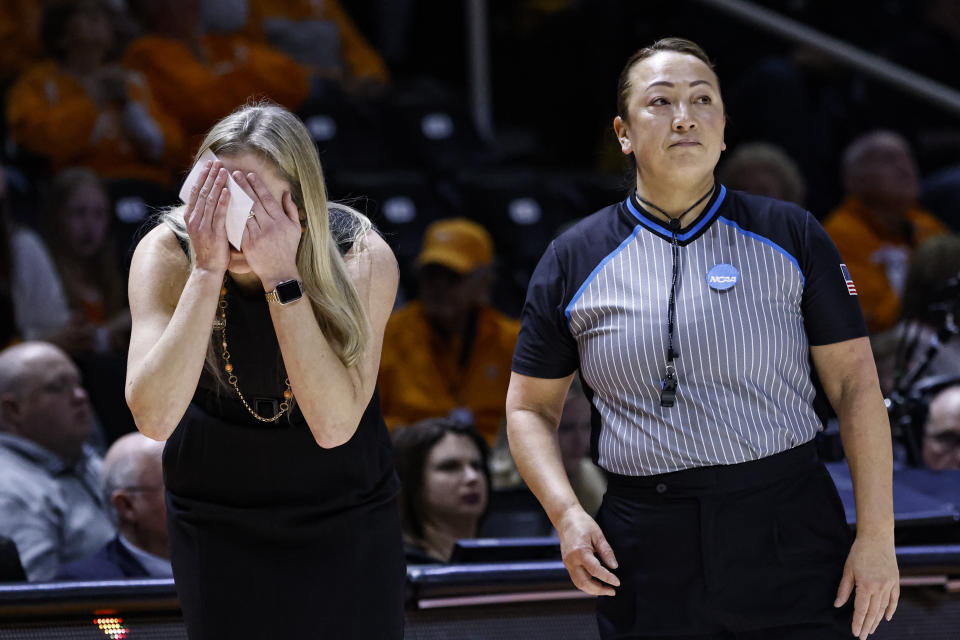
left=834, top=532, right=899, bottom=639
left=557, top=505, right=620, bottom=597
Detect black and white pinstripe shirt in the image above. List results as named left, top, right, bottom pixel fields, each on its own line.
left=512, top=187, right=867, bottom=476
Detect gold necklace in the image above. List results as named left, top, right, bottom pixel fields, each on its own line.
left=216, top=282, right=293, bottom=422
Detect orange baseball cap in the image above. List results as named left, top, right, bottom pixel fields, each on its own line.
left=416, top=218, right=493, bottom=274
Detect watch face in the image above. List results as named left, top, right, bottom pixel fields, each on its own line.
left=275, top=279, right=303, bottom=304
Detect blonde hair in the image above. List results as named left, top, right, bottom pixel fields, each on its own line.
left=161, top=103, right=372, bottom=384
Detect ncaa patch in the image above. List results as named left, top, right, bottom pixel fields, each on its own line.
left=706, top=263, right=739, bottom=291
left=840, top=264, right=857, bottom=295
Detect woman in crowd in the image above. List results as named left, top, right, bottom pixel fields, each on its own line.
left=42, top=167, right=133, bottom=440
left=507, top=37, right=898, bottom=640
left=125, top=103, right=404, bottom=638
left=43, top=167, right=129, bottom=355
left=393, top=417, right=490, bottom=563
left=6, top=0, right=182, bottom=185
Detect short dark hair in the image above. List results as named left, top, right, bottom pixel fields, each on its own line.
left=392, top=417, right=491, bottom=541
left=616, top=37, right=716, bottom=119
left=719, top=142, right=806, bottom=206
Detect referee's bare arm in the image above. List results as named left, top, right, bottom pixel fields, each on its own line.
left=811, top=336, right=899, bottom=640
left=506, top=372, right=620, bottom=597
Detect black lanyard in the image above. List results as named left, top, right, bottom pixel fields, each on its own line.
left=635, top=184, right=715, bottom=408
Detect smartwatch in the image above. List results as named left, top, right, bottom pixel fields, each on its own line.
left=265, top=279, right=304, bottom=305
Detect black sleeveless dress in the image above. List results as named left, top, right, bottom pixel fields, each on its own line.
left=164, top=225, right=405, bottom=639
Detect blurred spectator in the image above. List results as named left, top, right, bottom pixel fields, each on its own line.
left=43, top=168, right=130, bottom=355
left=557, top=376, right=605, bottom=517
left=0, top=535, right=26, bottom=582
left=393, top=418, right=490, bottom=564
left=41, top=167, right=134, bottom=442
left=0, top=0, right=137, bottom=89
left=823, top=130, right=949, bottom=333
left=719, top=142, right=806, bottom=206
left=378, top=218, right=520, bottom=444
left=0, top=342, right=113, bottom=581
left=5, top=0, right=184, bottom=185
left=872, top=235, right=960, bottom=397
left=0, top=0, right=45, bottom=88
left=899, top=235, right=960, bottom=326
left=0, top=166, right=73, bottom=348
left=57, top=432, right=170, bottom=579
left=921, top=163, right=960, bottom=232
left=239, top=0, right=389, bottom=91
left=923, top=385, right=960, bottom=470
left=123, top=0, right=309, bottom=145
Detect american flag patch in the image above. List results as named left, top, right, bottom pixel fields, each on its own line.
left=840, top=264, right=857, bottom=295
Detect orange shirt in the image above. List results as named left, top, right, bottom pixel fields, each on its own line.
left=379, top=302, right=520, bottom=444
left=246, top=0, right=389, bottom=83
left=823, top=196, right=949, bottom=333
left=123, top=34, right=309, bottom=145
left=5, top=61, right=184, bottom=184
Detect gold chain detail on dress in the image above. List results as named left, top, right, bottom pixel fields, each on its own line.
left=216, top=283, right=293, bottom=423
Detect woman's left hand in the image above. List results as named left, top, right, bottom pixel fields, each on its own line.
left=834, top=531, right=900, bottom=639
left=233, top=171, right=303, bottom=291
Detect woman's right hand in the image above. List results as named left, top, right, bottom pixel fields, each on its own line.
left=557, top=504, right=620, bottom=597
left=184, top=161, right=231, bottom=275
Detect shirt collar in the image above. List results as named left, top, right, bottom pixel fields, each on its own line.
left=0, top=432, right=75, bottom=475
left=118, top=535, right=173, bottom=578
left=624, top=184, right=727, bottom=243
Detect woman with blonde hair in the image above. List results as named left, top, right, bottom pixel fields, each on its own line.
left=125, top=103, right=404, bottom=638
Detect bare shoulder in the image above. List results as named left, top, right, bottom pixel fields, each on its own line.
left=133, top=223, right=188, bottom=266
left=129, top=223, right=191, bottom=308
left=343, top=229, right=398, bottom=283
left=343, top=229, right=398, bottom=322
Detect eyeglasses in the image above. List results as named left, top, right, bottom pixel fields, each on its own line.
left=929, top=432, right=960, bottom=448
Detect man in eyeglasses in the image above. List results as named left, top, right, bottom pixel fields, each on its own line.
left=58, top=431, right=170, bottom=579
left=923, top=386, right=960, bottom=471
left=0, top=341, right=113, bottom=581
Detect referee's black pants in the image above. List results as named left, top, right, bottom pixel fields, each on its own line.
left=596, top=441, right=855, bottom=639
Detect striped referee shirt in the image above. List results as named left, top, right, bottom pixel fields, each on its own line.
left=512, top=186, right=867, bottom=476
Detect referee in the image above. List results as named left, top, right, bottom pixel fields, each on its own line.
left=506, top=38, right=899, bottom=639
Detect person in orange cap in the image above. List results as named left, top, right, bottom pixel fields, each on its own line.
left=379, top=218, right=520, bottom=445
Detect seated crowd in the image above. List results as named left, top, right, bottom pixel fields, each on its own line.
left=0, top=0, right=959, bottom=585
